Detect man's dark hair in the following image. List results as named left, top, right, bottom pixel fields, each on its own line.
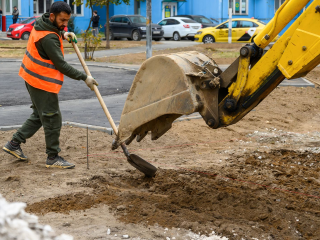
left=93, top=10, right=98, bottom=14
left=49, top=1, right=72, bottom=15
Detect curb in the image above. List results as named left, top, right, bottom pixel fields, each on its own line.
left=0, top=116, right=202, bottom=135
left=0, top=121, right=114, bottom=135
left=0, top=59, right=139, bottom=72
left=68, top=62, right=139, bottom=72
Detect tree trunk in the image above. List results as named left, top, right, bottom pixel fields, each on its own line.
left=106, top=2, right=110, bottom=49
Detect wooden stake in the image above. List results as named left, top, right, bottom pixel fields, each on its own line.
left=87, top=126, right=89, bottom=170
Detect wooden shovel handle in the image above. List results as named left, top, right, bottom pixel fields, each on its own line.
left=71, top=42, right=119, bottom=135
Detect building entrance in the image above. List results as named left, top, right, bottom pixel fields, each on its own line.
left=162, top=2, right=177, bottom=19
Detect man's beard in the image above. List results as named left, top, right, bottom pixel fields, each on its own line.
left=53, top=18, right=65, bottom=30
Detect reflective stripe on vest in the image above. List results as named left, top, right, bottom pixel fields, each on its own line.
left=19, top=28, right=64, bottom=94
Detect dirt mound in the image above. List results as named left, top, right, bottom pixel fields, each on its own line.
left=26, top=149, right=320, bottom=239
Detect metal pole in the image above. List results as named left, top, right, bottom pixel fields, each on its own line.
left=228, top=8, right=232, bottom=44
left=1, top=0, right=6, bottom=32
left=146, top=0, right=152, bottom=59
left=87, top=127, right=89, bottom=170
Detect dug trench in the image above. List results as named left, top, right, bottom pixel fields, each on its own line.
left=26, top=149, right=320, bottom=239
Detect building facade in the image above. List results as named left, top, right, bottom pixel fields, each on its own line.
left=0, top=0, right=108, bottom=33
left=0, top=0, right=307, bottom=34
left=115, top=0, right=288, bottom=24
left=114, top=0, right=303, bottom=34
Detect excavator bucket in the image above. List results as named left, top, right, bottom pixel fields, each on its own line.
left=115, top=51, right=223, bottom=147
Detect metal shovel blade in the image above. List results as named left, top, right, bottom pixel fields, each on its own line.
left=127, top=154, right=157, bottom=177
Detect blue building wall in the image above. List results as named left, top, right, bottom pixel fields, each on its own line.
left=4, top=0, right=32, bottom=29
left=3, top=0, right=312, bottom=35
left=54, top=0, right=110, bottom=33
left=4, top=0, right=111, bottom=33
left=114, top=0, right=276, bottom=25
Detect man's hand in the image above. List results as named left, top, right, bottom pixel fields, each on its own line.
left=85, top=76, right=98, bottom=91
left=63, top=32, right=77, bottom=43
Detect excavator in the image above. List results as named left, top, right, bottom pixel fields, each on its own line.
left=112, top=0, right=320, bottom=173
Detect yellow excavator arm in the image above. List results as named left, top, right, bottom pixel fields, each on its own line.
left=114, top=0, right=320, bottom=148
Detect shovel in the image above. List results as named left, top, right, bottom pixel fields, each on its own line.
left=71, top=41, right=157, bottom=177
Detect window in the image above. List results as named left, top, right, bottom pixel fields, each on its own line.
left=122, top=17, right=129, bottom=24
left=167, top=19, right=179, bottom=25
left=6, top=0, right=19, bottom=14
left=33, top=0, right=53, bottom=15
left=239, top=21, right=258, bottom=28
left=217, top=23, right=227, bottom=29
left=158, top=20, right=167, bottom=26
left=275, top=0, right=285, bottom=12
left=257, top=20, right=266, bottom=25
left=217, top=21, right=238, bottom=29
left=233, top=21, right=239, bottom=28
left=134, top=0, right=140, bottom=15
left=181, top=19, right=197, bottom=23
left=193, top=16, right=212, bottom=24
left=21, top=17, right=36, bottom=24
left=229, top=0, right=248, bottom=15
left=111, top=17, right=122, bottom=23
left=63, top=0, right=83, bottom=15
left=129, top=16, right=146, bottom=24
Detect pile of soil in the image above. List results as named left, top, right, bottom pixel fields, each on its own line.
left=1, top=72, right=320, bottom=239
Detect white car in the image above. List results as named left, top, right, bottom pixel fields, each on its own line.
left=158, top=17, right=202, bottom=41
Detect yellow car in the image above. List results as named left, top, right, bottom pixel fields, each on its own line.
left=195, top=18, right=273, bottom=43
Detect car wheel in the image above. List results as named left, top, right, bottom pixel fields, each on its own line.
left=173, top=32, right=181, bottom=41
left=108, top=31, right=115, bottom=40
left=164, top=38, right=171, bottom=41
left=21, top=32, right=30, bottom=40
left=132, top=30, right=141, bottom=41
left=202, top=35, right=215, bottom=44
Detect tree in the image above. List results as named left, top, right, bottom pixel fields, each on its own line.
left=74, top=0, right=131, bottom=49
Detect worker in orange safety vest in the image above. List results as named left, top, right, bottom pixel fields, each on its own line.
left=3, top=1, right=98, bottom=169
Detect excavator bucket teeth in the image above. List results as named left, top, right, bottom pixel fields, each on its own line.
left=116, top=51, right=222, bottom=146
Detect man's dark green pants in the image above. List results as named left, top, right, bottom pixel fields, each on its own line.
left=12, top=82, right=62, bottom=157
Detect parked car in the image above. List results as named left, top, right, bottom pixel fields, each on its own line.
left=7, top=16, right=68, bottom=40
left=176, top=15, right=217, bottom=28
left=105, top=15, right=164, bottom=41
left=158, top=17, right=202, bottom=41
left=194, top=18, right=279, bottom=43
left=7, top=16, right=39, bottom=40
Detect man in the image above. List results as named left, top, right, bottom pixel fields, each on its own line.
left=12, top=6, right=19, bottom=24
left=2, top=2, right=98, bottom=169
left=91, top=10, right=100, bottom=37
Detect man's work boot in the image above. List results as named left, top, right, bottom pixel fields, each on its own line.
left=46, top=155, right=75, bottom=169
left=2, top=141, right=28, bottom=160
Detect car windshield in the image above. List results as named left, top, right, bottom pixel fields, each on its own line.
left=21, top=18, right=35, bottom=24
left=181, top=19, right=198, bottom=23
left=193, top=17, right=212, bottom=24
left=129, top=16, right=146, bottom=24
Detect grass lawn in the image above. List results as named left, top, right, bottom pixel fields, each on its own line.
left=95, top=43, right=244, bottom=66
left=0, top=40, right=160, bottom=58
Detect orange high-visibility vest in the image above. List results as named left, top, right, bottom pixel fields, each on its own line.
left=19, top=28, right=64, bottom=94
